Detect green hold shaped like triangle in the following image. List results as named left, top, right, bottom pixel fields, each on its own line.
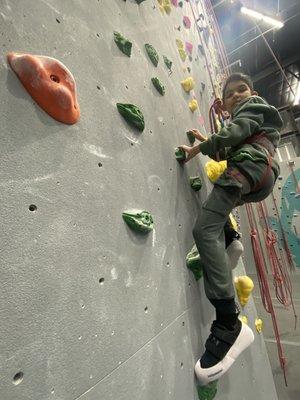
left=114, top=31, right=132, bottom=57
left=197, top=380, right=218, bottom=400
left=163, top=55, right=172, bottom=71
left=122, top=210, right=154, bottom=233
left=190, top=176, right=202, bottom=191
left=135, top=0, right=146, bottom=3
left=117, top=103, right=145, bottom=131
left=186, top=130, right=196, bottom=144
left=145, top=43, right=159, bottom=67
left=151, top=77, right=165, bottom=95
left=186, top=244, right=203, bottom=280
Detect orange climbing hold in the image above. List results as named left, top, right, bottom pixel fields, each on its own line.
left=7, top=52, right=80, bottom=124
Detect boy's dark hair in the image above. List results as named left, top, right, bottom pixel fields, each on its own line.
left=222, top=73, right=254, bottom=101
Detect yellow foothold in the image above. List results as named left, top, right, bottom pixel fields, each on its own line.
left=181, top=77, right=195, bottom=92
left=178, top=48, right=187, bottom=62
left=163, top=0, right=172, bottom=13
left=229, top=213, right=238, bottom=232
left=189, top=99, right=198, bottom=112
left=176, top=39, right=184, bottom=49
left=234, top=275, right=254, bottom=307
left=255, top=318, right=263, bottom=333
left=239, top=315, right=248, bottom=325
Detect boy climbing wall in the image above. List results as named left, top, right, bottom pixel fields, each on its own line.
left=178, top=73, right=283, bottom=386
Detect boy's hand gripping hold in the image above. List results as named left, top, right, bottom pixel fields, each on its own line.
left=178, top=129, right=207, bottom=163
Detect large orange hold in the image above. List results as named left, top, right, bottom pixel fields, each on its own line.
left=7, top=52, right=80, bottom=124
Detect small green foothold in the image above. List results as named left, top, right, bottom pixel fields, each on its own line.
left=163, top=55, right=172, bottom=71
left=135, top=0, right=146, bottom=3
left=186, top=130, right=195, bottom=144
left=178, top=1, right=183, bottom=7
left=197, top=380, right=218, bottom=400
left=190, top=176, right=202, bottom=191
left=151, top=77, right=165, bottom=95
left=145, top=43, right=159, bottom=67
left=122, top=210, right=154, bottom=233
left=175, top=147, right=186, bottom=162
left=114, top=31, right=132, bottom=57
left=117, top=103, right=145, bottom=131
left=186, top=244, right=203, bottom=280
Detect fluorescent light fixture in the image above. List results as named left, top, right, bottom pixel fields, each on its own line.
left=294, top=82, right=300, bottom=106
left=241, top=6, right=284, bottom=29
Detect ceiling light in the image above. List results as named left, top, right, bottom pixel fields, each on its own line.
left=241, top=6, right=284, bottom=29
left=294, top=82, right=300, bottom=106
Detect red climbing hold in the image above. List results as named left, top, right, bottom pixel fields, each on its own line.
left=7, top=52, right=80, bottom=124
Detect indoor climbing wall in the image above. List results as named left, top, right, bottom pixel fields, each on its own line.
left=0, top=1, right=278, bottom=399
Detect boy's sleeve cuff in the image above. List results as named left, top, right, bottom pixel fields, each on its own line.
left=198, top=140, right=210, bottom=155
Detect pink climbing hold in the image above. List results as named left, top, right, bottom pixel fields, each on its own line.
left=198, top=115, right=205, bottom=126
left=185, top=41, right=193, bottom=55
left=7, top=52, right=80, bottom=124
left=171, top=0, right=178, bottom=6
left=183, top=16, right=191, bottom=29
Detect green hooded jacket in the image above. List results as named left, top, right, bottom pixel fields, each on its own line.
left=198, top=96, right=283, bottom=176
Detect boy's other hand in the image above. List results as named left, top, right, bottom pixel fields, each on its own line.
left=178, top=144, right=201, bottom=163
left=189, top=129, right=207, bottom=142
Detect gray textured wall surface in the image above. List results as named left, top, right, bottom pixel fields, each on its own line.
left=0, top=1, right=278, bottom=399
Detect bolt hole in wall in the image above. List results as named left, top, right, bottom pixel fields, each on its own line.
left=144, top=306, right=148, bottom=313
left=99, top=277, right=104, bottom=285
left=13, top=372, right=23, bottom=385
left=29, top=204, right=37, bottom=212
left=50, top=74, right=60, bottom=83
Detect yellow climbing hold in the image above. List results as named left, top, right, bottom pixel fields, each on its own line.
left=164, top=0, right=172, bottom=13
left=189, top=99, right=198, bottom=112
left=229, top=213, right=238, bottom=232
left=176, top=39, right=184, bottom=49
left=234, top=276, right=254, bottom=307
left=205, top=159, right=227, bottom=183
left=255, top=318, right=263, bottom=333
left=157, top=0, right=172, bottom=14
left=181, top=77, right=195, bottom=93
left=178, top=48, right=187, bottom=61
left=176, top=40, right=187, bottom=61
left=239, top=315, right=248, bottom=325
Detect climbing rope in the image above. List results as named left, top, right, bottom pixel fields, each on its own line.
left=257, top=201, right=297, bottom=323
left=246, top=202, right=288, bottom=386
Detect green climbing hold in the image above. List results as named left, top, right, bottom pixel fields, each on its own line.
left=186, top=130, right=195, bottom=144
left=163, top=55, right=172, bottom=71
left=117, top=103, right=145, bottom=131
left=114, top=31, right=132, bottom=57
left=178, top=1, right=183, bottom=7
left=122, top=209, right=154, bottom=233
left=190, top=176, right=202, bottom=191
left=145, top=43, right=159, bottom=67
left=197, top=380, right=218, bottom=400
left=151, top=77, right=165, bottom=95
left=186, top=244, right=203, bottom=280
left=175, top=147, right=186, bottom=162
left=135, top=0, right=146, bottom=3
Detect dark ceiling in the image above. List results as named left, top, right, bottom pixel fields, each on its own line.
left=211, top=0, right=300, bottom=109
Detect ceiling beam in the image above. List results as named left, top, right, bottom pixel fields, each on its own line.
left=251, top=53, right=300, bottom=82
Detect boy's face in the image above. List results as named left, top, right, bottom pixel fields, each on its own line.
left=223, top=80, right=257, bottom=114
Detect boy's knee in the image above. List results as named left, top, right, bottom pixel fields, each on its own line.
left=192, top=222, right=207, bottom=243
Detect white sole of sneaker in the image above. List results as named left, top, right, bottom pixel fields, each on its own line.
left=194, top=322, right=254, bottom=386
left=226, top=240, right=244, bottom=270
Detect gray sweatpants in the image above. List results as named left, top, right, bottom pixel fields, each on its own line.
left=192, top=159, right=277, bottom=301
